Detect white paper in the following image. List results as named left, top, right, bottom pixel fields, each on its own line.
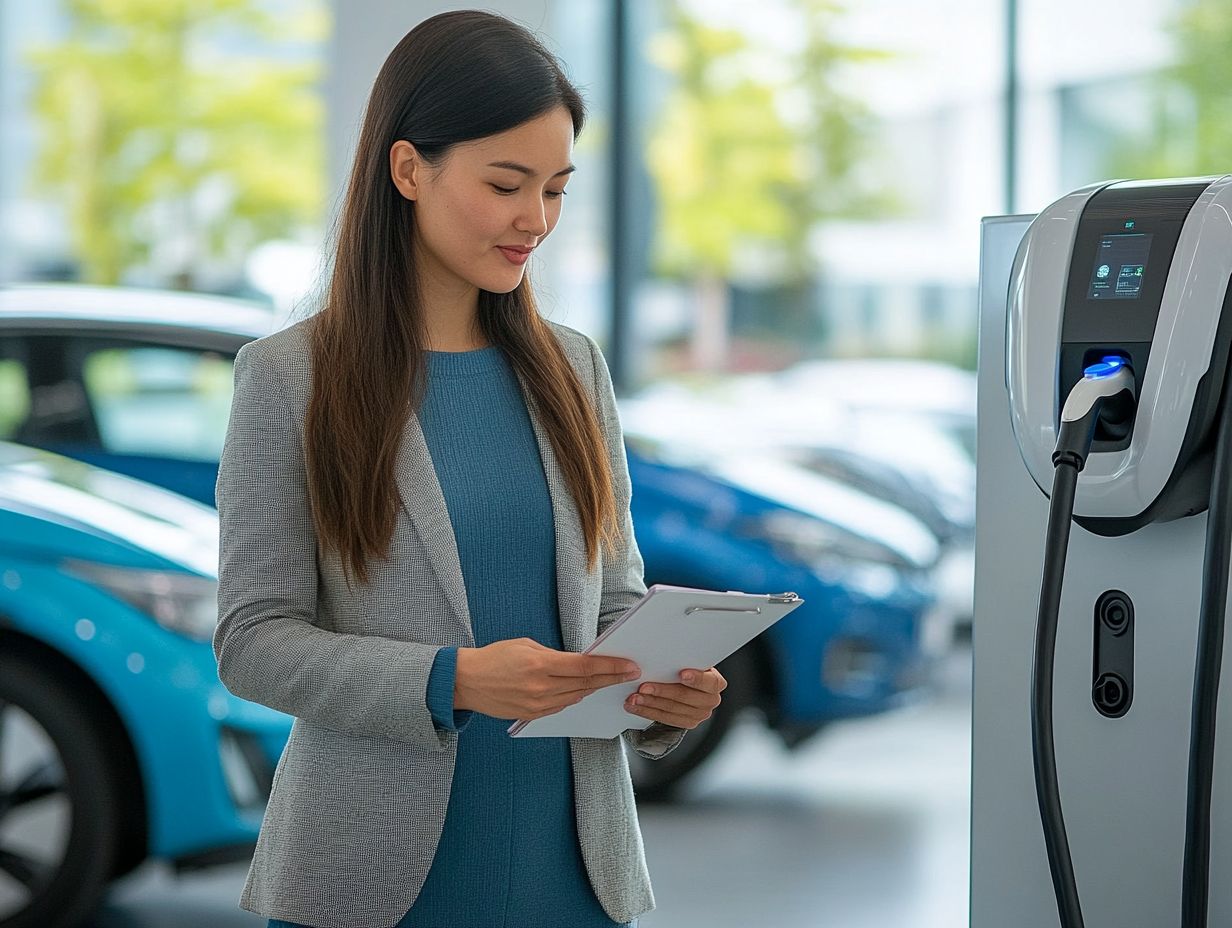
left=508, top=584, right=804, bottom=739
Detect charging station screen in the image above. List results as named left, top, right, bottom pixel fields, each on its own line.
left=1087, top=232, right=1154, bottom=300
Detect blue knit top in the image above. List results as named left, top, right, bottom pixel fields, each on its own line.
left=398, top=344, right=630, bottom=928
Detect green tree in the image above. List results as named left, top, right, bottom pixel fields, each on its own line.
left=645, top=0, right=895, bottom=369
left=25, top=0, right=326, bottom=288
left=790, top=0, right=899, bottom=229
left=646, top=13, right=802, bottom=281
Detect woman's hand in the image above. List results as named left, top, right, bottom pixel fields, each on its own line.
left=623, top=667, right=727, bottom=729
left=454, top=638, right=641, bottom=721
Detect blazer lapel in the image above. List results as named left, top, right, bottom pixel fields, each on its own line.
left=394, top=412, right=475, bottom=647
left=392, top=368, right=589, bottom=655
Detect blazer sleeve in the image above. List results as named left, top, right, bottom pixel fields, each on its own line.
left=583, top=333, right=688, bottom=761
left=213, top=341, right=455, bottom=750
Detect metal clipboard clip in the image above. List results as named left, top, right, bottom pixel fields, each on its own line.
left=682, top=591, right=801, bottom=615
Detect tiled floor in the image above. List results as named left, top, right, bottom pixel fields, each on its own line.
left=639, top=646, right=971, bottom=928
left=90, top=648, right=972, bottom=928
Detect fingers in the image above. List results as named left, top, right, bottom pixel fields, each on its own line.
left=544, top=669, right=639, bottom=694
left=624, top=674, right=724, bottom=729
left=526, top=670, right=727, bottom=726
left=556, top=651, right=641, bottom=677
left=532, top=671, right=629, bottom=711
left=550, top=652, right=641, bottom=685
left=582, top=671, right=643, bottom=691
left=680, top=668, right=727, bottom=694
left=624, top=696, right=706, bottom=729
left=630, top=682, right=716, bottom=710
left=522, top=687, right=591, bottom=720
left=552, top=681, right=606, bottom=701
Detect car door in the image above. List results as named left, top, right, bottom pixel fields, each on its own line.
left=0, top=330, right=243, bottom=506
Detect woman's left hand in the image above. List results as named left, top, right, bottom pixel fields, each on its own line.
left=623, top=667, right=727, bottom=729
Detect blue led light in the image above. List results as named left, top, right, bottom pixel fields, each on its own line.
left=1084, top=356, right=1128, bottom=379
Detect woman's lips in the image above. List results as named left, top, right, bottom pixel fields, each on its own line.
left=497, top=246, right=532, bottom=266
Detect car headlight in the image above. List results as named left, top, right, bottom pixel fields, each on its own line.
left=63, top=559, right=218, bottom=642
left=739, top=509, right=918, bottom=572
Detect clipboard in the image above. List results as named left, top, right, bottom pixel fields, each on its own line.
left=507, top=584, right=805, bottom=739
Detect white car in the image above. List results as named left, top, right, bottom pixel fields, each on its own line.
left=622, top=359, right=977, bottom=632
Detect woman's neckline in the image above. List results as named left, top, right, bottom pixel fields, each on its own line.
left=423, top=343, right=502, bottom=377
left=425, top=344, right=495, bottom=354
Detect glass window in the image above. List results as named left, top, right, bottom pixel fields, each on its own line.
left=81, top=346, right=234, bottom=461
left=620, top=0, right=1003, bottom=385
left=1017, top=0, right=1188, bottom=208
left=0, top=358, right=31, bottom=439
left=1, top=0, right=328, bottom=304
left=0, top=335, right=95, bottom=445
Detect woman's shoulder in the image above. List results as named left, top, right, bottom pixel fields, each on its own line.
left=543, top=317, right=600, bottom=375
left=235, top=315, right=599, bottom=390
left=235, top=316, right=315, bottom=385
left=231, top=317, right=315, bottom=419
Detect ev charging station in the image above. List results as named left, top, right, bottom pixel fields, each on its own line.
left=972, top=177, right=1232, bottom=927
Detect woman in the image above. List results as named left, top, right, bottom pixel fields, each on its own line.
left=213, top=10, right=727, bottom=928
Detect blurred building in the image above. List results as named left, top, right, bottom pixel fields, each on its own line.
left=0, top=0, right=1203, bottom=385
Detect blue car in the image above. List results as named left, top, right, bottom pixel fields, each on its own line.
left=0, top=440, right=292, bottom=927
left=0, top=282, right=944, bottom=800
left=620, top=437, right=943, bottom=792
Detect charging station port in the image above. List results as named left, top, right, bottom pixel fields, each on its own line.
left=1093, top=590, right=1135, bottom=718
left=1093, top=672, right=1131, bottom=717
left=1099, top=594, right=1131, bottom=635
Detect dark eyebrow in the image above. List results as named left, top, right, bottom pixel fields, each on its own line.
left=487, top=160, right=577, bottom=178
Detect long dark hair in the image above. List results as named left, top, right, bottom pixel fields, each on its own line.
left=306, top=10, right=619, bottom=586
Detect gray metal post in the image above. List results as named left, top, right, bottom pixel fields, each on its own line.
left=608, top=0, right=630, bottom=393
left=1004, top=0, right=1018, bottom=214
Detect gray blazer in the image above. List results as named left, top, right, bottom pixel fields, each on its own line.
left=214, top=316, right=686, bottom=928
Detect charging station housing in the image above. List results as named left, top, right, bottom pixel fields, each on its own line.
left=972, top=199, right=1232, bottom=927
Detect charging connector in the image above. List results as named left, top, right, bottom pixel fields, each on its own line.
left=1032, top=358, right=1137, bottom=928
left=1054, top=358, right=1136, bottom=469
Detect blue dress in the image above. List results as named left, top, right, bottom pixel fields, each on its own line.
left=265, top=345, right=635, bottom=928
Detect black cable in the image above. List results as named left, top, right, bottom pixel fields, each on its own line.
left=1182, top=378, right=1232, bottom=928
left=1026, top=356, right=1231, bottom=927
left=1032, top=457, right=1085, bottom=928
left=1031, top=365, right=1133, bottom=928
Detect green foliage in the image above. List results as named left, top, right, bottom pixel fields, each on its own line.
left=1109, top=0, right=1232, bottom=180
left=646, top=15, right=800, bottom=279
left=25, top=0, right=327, bottom=286
left=0, top=360, right=31, bottom=438
left=791, top=0, right=898, bottom=221
left=645, top=0, right=896, bottom=282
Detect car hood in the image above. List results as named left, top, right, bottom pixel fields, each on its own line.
left=0, top=442, right=218, bottom=576
left=624, top=389, right=974, bottom=522
left=625, top=434, right=939, bottom=571
left=705, top=452, right=940, bottom=569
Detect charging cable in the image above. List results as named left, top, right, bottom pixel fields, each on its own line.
left=1183, top=358, right=1232, bottom=928
left=1033, top=357, right=1135, bottom=928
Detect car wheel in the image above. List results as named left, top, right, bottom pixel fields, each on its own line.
left=0, top=653, right=121, bottom=928
left=625, top=645, right=758, bottom=802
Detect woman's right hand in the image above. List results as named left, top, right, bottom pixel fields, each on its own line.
left=453, top=638, right=641, bottom=720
